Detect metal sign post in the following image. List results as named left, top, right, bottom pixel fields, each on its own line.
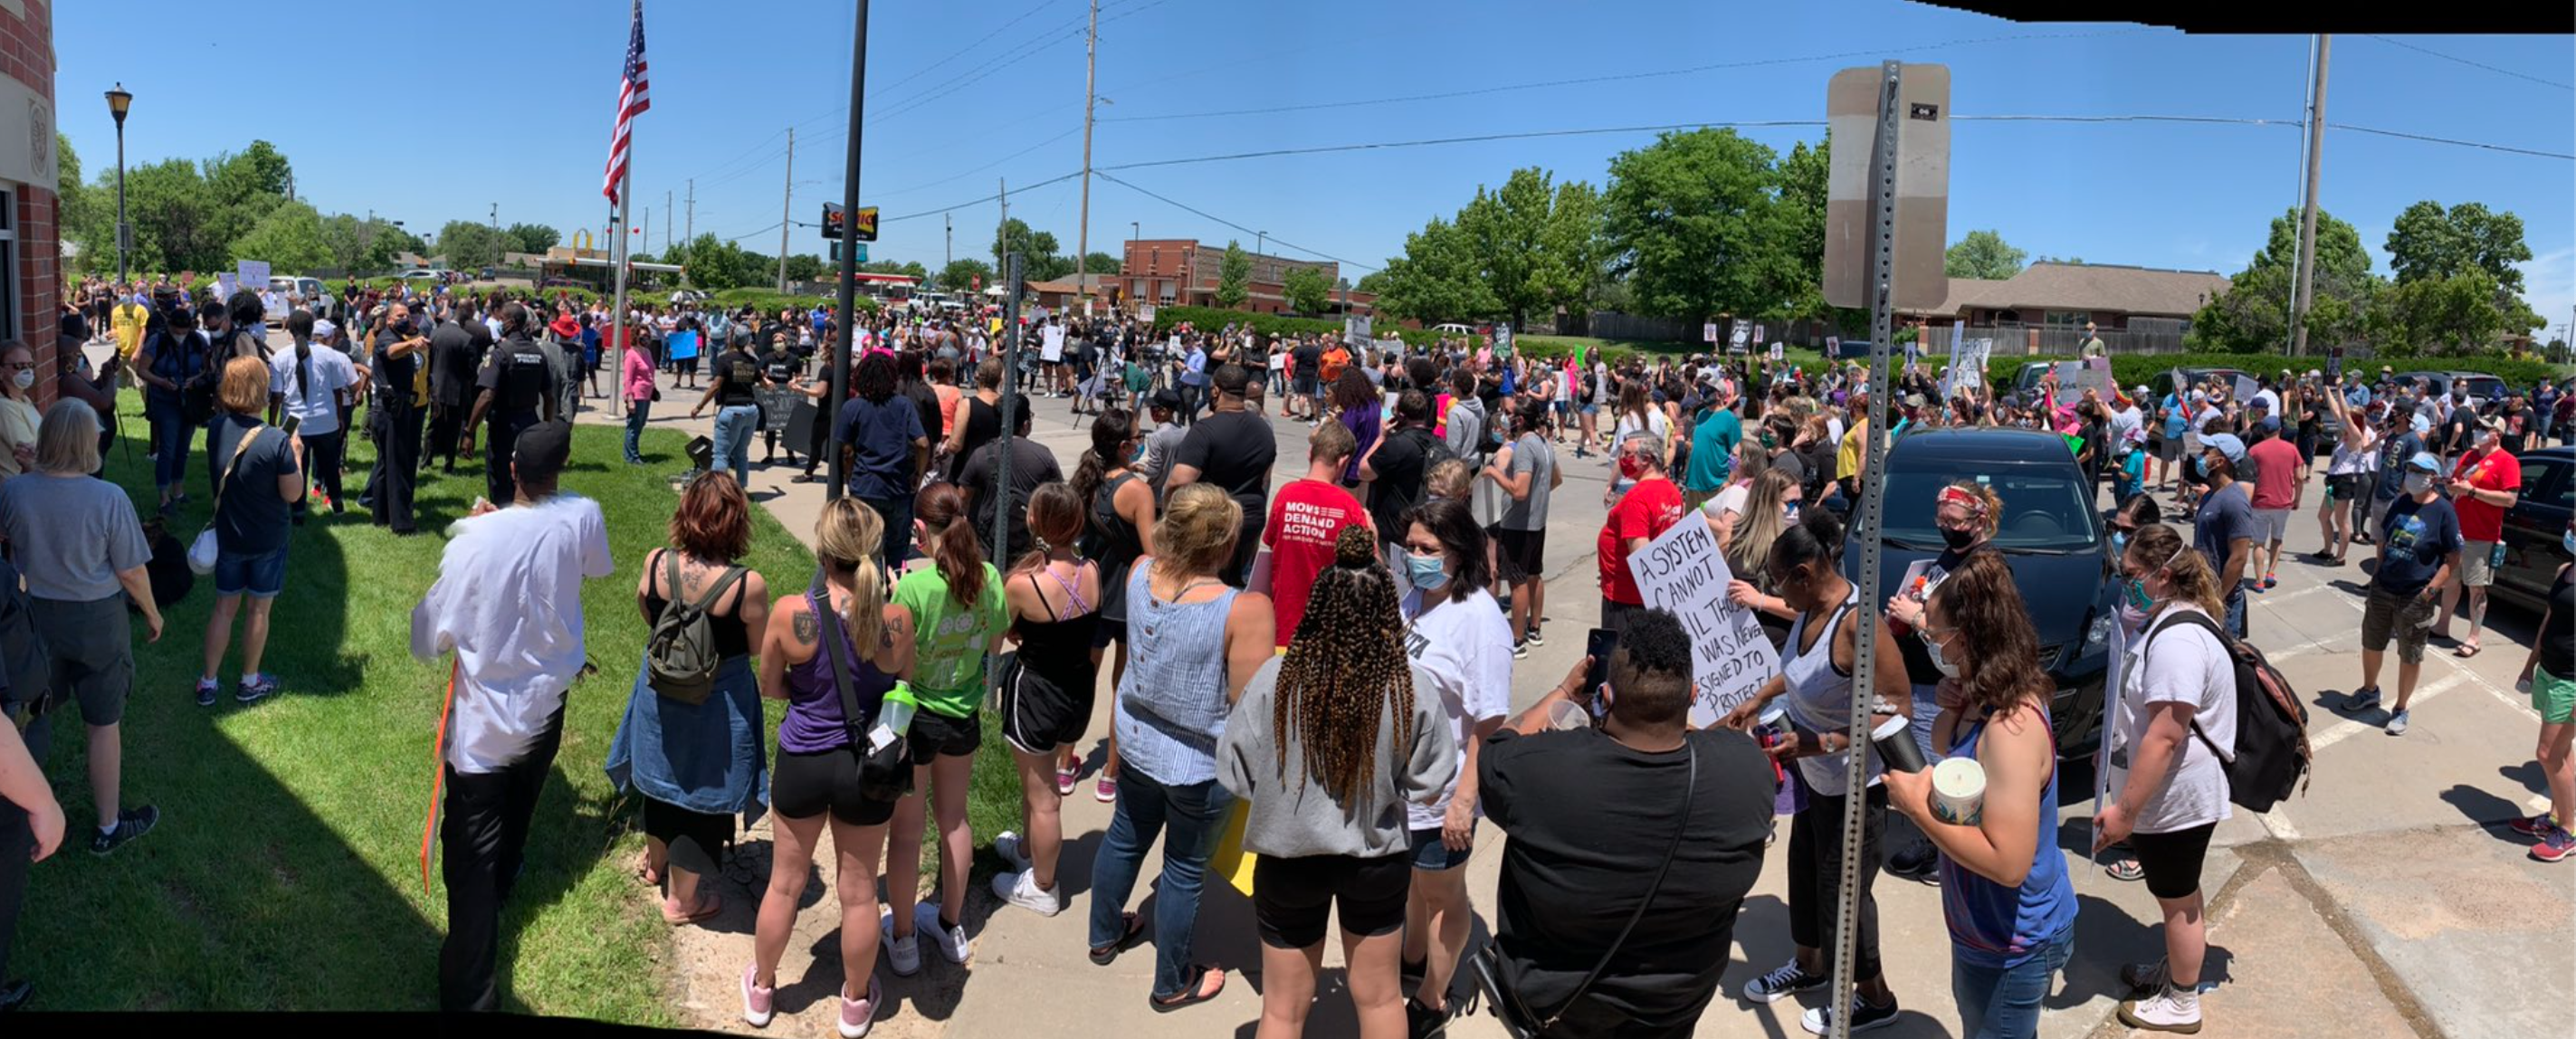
left=993, top=249, right=1023, bottom=569
left=1830, top=59, right=1912, bottom=1039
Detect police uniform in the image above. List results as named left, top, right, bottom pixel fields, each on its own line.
left=478, top=334, right=558, bottom=505
left=367, top=328, right=426, bottom=534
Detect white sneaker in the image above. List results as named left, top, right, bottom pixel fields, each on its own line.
left=995, top=830, right=1033, bottom=873
left=991, top=867, right=1064, bottom=916
left=878, top=910, right=921, bottom=977
left=2118, top=985, right=2204, bottom=1034
left=915, top=901, right=972, bottom=964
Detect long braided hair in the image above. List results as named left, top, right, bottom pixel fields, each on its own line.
left=1273, top=526, right=1416, bottom=807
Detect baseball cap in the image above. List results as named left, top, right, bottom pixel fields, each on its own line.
left=2201, top=432, right=2247, bottom=463
left=312, top=318, right=338, bottom=339
left=2410, top=413, right=2434, bottom=434
left=1150, top=387, right=1181, bottom=412
left=512, top=420, right=575, bottom=483
left=2247, top=396, right=2270, bottom=410
left=2257, top=415, right=2284, bottom=433
left=2406, top=451, right=2440, bottom=472
left=2132, top=385, right=2150, bottom=397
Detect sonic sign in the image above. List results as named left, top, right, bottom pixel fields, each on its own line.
left=821, top=203, right=878, bottom=243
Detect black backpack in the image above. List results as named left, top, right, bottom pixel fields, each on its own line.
left=2142, top=609, right=2312, bottom=814
left=0, top=557, right=56, bottom=733
left=138, top=519, right=196, bottom=611
left=644, top=550, right=747, bottom=706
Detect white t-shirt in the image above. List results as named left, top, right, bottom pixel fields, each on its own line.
left=1612, top=408, right=1669, bottom=448
left=2327, top=424, right=2379, bottom=477
left=411, top=495, right=616, bottom=774
left=269, top=343, right=359, bottom=436
left=1399, top=586, right=1513, bottom=829
left=2111, top=605, right=2237, bottom=834
left=1705, top=480, right=1751, bottom=526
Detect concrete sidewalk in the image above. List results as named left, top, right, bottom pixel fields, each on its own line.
left=597, top=367, right=2569, bottom=1039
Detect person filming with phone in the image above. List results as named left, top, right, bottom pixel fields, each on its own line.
left=1472, top=608, right=1774, bottom=1038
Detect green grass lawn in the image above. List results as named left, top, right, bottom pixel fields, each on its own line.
left=5, top=393, right=1054, bottom=1016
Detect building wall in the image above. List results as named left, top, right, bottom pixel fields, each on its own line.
left=0, top=0, right=55, bottom=404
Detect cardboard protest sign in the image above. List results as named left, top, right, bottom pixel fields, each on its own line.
left=1704, top=322, right=1721, bottom=343
left=2233, top=375, right=2259, bottom=402
left=1626, top=512, right=1783, bottom=729
left=236, top=261, right=271, bottom=290
left=1344, top=315, right=1372, bottom=350
left=1945, top=338, right=1991, bottom=400
left=1041, top=325, right=1065, bottom=363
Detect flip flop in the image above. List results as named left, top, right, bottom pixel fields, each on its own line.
left=1149, top=966, right=1226, bottom=1013
left=2454, top=642, right=2483, bottom=659
left=2103, top=856, right=2145, bottom=882
left=1089, top=911, right=1147, bottom=966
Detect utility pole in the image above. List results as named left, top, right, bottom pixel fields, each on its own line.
left=2289, top=34, right=2331, bottom=357
left=945, top=212, right=953, bottom=272
left=778, top=127, right=796, bottom=291
left=993, top=176, right=1019, bottom=569
left=491, top=202, right=500, bottom=269
left=828, top=0, right=873, bottom=501
left=685, top=178, right=695, bottom=241
left=644, top=206, right=651, bottom=255
left=1075, top=0, right=1099, bottom=310
left=666, top=189, right=674, bottom=249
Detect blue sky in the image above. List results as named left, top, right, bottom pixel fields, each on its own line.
left=55, top=2, right=2575, bottom=331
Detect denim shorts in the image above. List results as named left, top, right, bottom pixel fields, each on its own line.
left=215, top=544, right=289, bottom=598
left=1407, top=825, right=1474, bottom=871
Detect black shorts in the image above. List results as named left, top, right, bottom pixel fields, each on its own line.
left=1495, top=527, right=1546, bottom=584
left=2327, top=473, right=2367, bottom=501
left=911, top=707, right=983, bottom=759
left=772, top=747, right=898, bottom=826
left=1253, top=853, right=1411, bottom=948
left=2128, top=822, right=2217, bottom=900
left=642, top=796, right=736, bottom=875
left=997, top=653, right=1095, bottom=756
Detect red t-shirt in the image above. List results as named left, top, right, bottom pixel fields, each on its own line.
left=1263, top=478, right=1370, bottom=647
left=1598, top=477, right=1686, bottom=605
left=2450, top=448, right=2521, bottom=544
left=2247, top=436, right=2304, bottom=510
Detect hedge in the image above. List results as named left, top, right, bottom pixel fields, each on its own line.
left=1917, top=350, right=2567, bottom=396
left=1146, top=305, right=1340, bottom=338
left=707, top=288, right=856, bottom=315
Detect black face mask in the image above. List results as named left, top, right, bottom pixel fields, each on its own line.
left=1940, top=525, right=1980, bottom=552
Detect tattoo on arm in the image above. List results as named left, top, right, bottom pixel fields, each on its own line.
left=792, top=610, right=819, bottom=645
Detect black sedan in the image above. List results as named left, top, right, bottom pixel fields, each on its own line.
left=1843, top=427, right=2117, bottom=757
left=2493, top=445, right=2575, bottom=615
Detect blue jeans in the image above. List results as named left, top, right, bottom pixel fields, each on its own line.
left=1089, top=765, right=1234, bottom=1001
left=1911, top=682, right=1947, bottom=766
left=2223, top=587, right=2247, bottom=640
left=712, top=405, right=758, bottom=487
left=624, top=398, right=651, bottom=462
left=860, top=495, right=911, bottom=568
left=151, top=403, right=196, bottom=492
left=1952, top=927, right=2075, bottom=1039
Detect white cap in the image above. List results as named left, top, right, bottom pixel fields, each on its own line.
left=312, top=318, right=338, bottom=339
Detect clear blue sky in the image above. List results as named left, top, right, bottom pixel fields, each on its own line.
left=54, top=2, right=2575, bottom=330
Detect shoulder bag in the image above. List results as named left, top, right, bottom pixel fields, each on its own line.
left=815, top=569, right=914, bottom=801
left=1468, top=739, right=1697, bottom=1038
left=187, top=426, right=265, bottom=575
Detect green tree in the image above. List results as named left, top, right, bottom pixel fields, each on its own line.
left=2386, top=200, right=2532, bottom=291
left=202, top=141, right=293, bottom=255
left=1541, top=178, right=1608, bottom=321
left=1353, top=270, right=1391, bottom=296
left=1455, top=168, right=1555, bottom=329
left=1214, top=240, right=1251, bottom=308
left=1770, top=138, right=1844, bottom=322
left=2370, top=269, right=2514, bottom=357
left=503, top=222, right=560, bottom=255
left=783, top=253, right=825, bottom=281
left=1082, top=251, right=1121, bottom=274
left=1601, top=128, right=1800, bottom=321
left=57, top=133, right=107, bottom=275
left=434, top=220, right=505, bottom=271
left=991, top=218, right=1061, bottom=272
left=123, top=157, right=223, bottom=273
left=231, top=199, right=332, bottom=272
left=1944, top=230, right=2027, bottom=281
left=2190, top=208, right=2378, bottom=353
left=1372, top=216, right=1497, bottom=323
left=2032, top=255, right=2085, bottom=266
left=1281, top=263, right=1332, bottom=313
left=936, top=258, right=994, bottom=292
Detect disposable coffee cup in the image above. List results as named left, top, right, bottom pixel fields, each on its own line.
left=1870, top=712, right=1926, bottom=774
left=1547, top=700, right=1591, bottom=731
left=1931, top=758, right=1988, bottom=826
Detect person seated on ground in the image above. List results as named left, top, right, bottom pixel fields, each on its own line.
left=1476, top=608, right=1775, bottom=1038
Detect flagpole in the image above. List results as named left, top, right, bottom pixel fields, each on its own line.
left=611, top=165, right=634, bottom=418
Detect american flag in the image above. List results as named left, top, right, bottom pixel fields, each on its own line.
left=602, top=0, right=650, bottom=205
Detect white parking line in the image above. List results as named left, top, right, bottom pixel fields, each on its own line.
left=2309, top=673, right=2466, bottom=751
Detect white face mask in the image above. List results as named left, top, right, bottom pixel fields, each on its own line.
left=9, top=369, right=29, bottom=391
left=2404, top=472, right=2435, bottom=495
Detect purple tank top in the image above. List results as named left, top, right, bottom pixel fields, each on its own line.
left=779, top=588, right=893, bottom=755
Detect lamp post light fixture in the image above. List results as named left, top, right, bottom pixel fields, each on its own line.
left=104, top=83, right=133, bottom=285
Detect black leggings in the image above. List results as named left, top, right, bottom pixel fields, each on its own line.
left=2129, top=822, right=2217, bottom=901
left=299, top=430, right=347, bottom=511
left=1787, top=783, right=1885, bottom=982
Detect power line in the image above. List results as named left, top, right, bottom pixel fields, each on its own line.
left=1100, top=28, right=2155, bottom=124
left=874, top=127, right=1085, bottom=200
left=875, top=0, right=1059, bottom=94
left=2361, top=34, right=2572, bottom=91
left=1093, top=171, right=1380, bottom=272
left=2326, top=121, right=2574, bottom=160
left=882, top=170, right=1088, bottom=224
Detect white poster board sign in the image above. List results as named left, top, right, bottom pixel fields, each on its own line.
left=1138, top=303, right=1157, bottom=323
left=216, top=272, right=238, bottom=300
left=1945, top=338, right=1991, bottom=400
left=2232, top=375, right=2259, bottom=402
left=1703, top=321, right=1721, bottom=344
left=1040, top=324, right=1066, bottom=362
left=1626, top=512, right=1783, bottom=729
left=236, top=261, right=271, bottom=291
left=1769, top=343, right=1785, bottom=362
left=1345, top=315, right=1373, bottom=350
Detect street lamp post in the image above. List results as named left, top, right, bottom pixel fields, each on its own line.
left=104, top=83, right=132, bottom=285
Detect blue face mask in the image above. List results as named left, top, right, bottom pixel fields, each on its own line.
left=1405, top=552, right=1452, bottom=592
left=2111, top=530, right=2130, bottom=556
left=1783, top=502, right=1802, bottom=525
left=2193, top=454, right=2209, bottom=477
left=2564, top=529, right=2575, bottom=558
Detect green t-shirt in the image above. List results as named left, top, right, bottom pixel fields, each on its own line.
left=892, top=561, right=1007, bottom=718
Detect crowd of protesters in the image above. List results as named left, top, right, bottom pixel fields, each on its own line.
left=4, top=278, right=2571, bottom=1039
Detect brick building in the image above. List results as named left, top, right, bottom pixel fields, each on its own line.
left=0, top=0, right=55, bottom=401
left=1117, top=237, right=1374, bottom=316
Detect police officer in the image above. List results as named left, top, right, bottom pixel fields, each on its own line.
left=689, top=330, right=765, bottom=489
left=758, top=332, right=803, bottom=465
left=463, top=303, right=559, bottom=506
left=367, top=302, right=430, bottom=535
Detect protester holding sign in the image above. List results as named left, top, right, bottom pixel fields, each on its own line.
left=1598, top=435, right=1686, bottom=634
left=1881, top=552, right=2078, bottom=1039
left=1395, top=498, right=1512, bottom=1032
left=1722, top=507, right=1912, bottom=1034
left=1883, top=481, right=2005, bottom=881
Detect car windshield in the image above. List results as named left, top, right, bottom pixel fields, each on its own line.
left=1875, top=462, right=2101, bottom=552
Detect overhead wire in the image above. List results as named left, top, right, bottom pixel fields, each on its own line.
left=1093, top=170, right=1379, bottom=271
left=2361, top=34, right=2572, bottom=91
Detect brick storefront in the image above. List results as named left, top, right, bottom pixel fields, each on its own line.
left=0, top=0, right=57, bottom=403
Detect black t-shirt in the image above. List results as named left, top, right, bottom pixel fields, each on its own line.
left=1293, top=344, right=1322, bottom=381
left=1366, top=424, right=1432, bottom=541
left=948, top=396, right=1003, bottom=481
left=207, top=415, right=300, bottom=556
left=2543, top=566, right=2573, bottom=680
left=959, top=435, right=1064, bottom=563
left=428, top=321, right=476, bottom=404
left=464, top=319, right=496, bottom=372
left=1894, top=543, right=1989, bottom=685
left=712, top=348, right=762, bottom=407
left=371, top=329, right=420, bottom=402
left=476, top=335, right=556, bottom=415
left=1173, top=408, right=1279, bottom=539
left=1479, top=726, right=1773, bottom=1029
left=2444, top=406, right=2477, bottom=456
left=759, top=348, right=800, bottom=386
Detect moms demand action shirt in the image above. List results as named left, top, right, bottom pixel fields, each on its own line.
left=1263, top=478, right=1369, bottom=648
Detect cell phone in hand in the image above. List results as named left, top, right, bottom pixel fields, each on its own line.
left=1583, top=627, right=1618, bottom=705
left=281, top=415, right=301, bottom=438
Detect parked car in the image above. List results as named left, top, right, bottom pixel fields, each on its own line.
left=1430, top=322, right=1475, bottom=336
left=400, top=268, right=438, bottom=281
left=2490, top=445, right=2574, bottom=616
left=1842, top=427, right=2113, bottom=757
left=2391, top=371, right=2508, bottom=408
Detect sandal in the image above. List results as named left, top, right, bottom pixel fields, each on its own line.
left=2103, top=855, right=2145, bottom=882
left=2454, top=642, right=2483, bottom=659
left=634, top=850, right=663, bottom=888
left=1089, top=911, right=1147, bottom=966
left=663, top=891, right=723, bottom=926
left=1149, top=965, right=1226, bottom=1013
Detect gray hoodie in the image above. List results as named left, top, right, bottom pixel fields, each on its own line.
left=1218, top=657, right=1457, bottom=860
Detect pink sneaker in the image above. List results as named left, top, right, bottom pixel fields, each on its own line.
left=1055, top=766, right=1079, bottom=796
left=740, top=963, right=775, bottom=1027
left=1094, top=776, right=1119, bottom=804
left=839, top=977, right=883, bottom=1038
